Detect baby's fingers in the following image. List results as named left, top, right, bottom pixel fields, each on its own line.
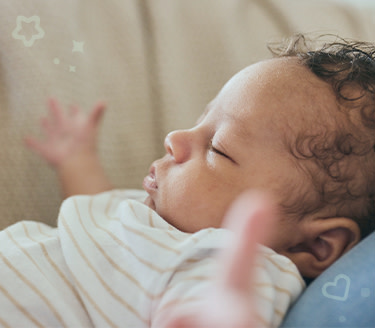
left=219, top=191, right=278, bottom=292
left=40, top=115, right=58, bottom=137
left=48, top=98, right=65, bottom=126
left=88, top=102, right=106, bottom=126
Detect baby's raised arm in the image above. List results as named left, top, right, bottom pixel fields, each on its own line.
left=160, top=192, right=277, bottom=328
left=25, top=99, right=113, bottom=198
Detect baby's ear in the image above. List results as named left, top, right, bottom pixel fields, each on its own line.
left=285, top=217, right=360, bottom=278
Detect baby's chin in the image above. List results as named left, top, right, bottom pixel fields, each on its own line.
left=144, top=196, right=156, bottom=211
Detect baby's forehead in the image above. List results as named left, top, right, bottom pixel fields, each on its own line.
left=203, top=58, right=342, bottom=146
left=253, top=58, right=327, bottom=97
left=246, top=59, right=339, bottom=125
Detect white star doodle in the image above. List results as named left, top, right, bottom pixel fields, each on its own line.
left=12, top=16, right=45, bottom=47
left=69, top=65, right=76, bottom=73
left=72, top=40, right=85, bottom=53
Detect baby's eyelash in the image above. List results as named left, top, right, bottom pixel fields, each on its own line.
left=209, top=140, right=231, bottom=160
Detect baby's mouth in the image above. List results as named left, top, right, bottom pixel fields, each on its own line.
left=143, top=165, right=158, bottom=192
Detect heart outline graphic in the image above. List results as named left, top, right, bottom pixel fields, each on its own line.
left=322, top=274, right=350, bottom=301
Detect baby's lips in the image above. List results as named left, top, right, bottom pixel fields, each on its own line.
left=143, top=165, right=158, bottom=191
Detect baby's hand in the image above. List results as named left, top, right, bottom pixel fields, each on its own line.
left=165, top=191, right=276, bottom=328
left=25, top=98, right=106, bottom=168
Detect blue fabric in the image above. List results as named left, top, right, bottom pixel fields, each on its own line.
left=282, top=232, right=375, bottom=328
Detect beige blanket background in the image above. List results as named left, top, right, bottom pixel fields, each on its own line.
left=0, top=0, right=374, bottom=229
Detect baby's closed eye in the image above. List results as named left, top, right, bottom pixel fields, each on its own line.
left=208, top=139, right=232, bottom=161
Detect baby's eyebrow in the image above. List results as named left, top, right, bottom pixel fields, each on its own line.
left=223, top=110, right=251, bottom=140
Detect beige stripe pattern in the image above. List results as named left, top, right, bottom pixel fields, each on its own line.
left=0, top=251, right=67, bottom=327
left=0, top=283, right=43, bottom=328
left=0, top=190, right=304, bottom=327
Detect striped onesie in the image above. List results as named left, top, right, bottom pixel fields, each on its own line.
left=0, top=190, right=305, bottom=327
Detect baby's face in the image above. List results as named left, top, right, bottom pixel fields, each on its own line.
left=143, top=58, right=336, bottom=242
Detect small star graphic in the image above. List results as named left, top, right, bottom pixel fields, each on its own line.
left=72, top=40, right=84, bottom=53
left=69, top=65, right=76, bottom=73
left=12, top=16, right=45, bottom=47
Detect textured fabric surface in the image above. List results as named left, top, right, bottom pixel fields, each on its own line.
left=0, top=0, right=374, bottom=229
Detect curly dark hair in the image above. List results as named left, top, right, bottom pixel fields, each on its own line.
left=268, top=34, right=375, bottom=238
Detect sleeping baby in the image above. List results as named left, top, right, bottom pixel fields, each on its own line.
left=1, top=34, right=374, bottom=327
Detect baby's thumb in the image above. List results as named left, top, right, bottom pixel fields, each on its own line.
left=24, top=136, right=43, bottom=154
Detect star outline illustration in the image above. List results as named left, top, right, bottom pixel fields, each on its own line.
left=12, top=15, right=45, bottom=47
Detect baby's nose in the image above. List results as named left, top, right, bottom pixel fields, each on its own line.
left=164, top=130, right=191, bottom=163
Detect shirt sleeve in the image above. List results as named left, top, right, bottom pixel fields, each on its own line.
left=151, top=244, right=305, bottom=328
left=253, top=246, right=306, bottom=327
